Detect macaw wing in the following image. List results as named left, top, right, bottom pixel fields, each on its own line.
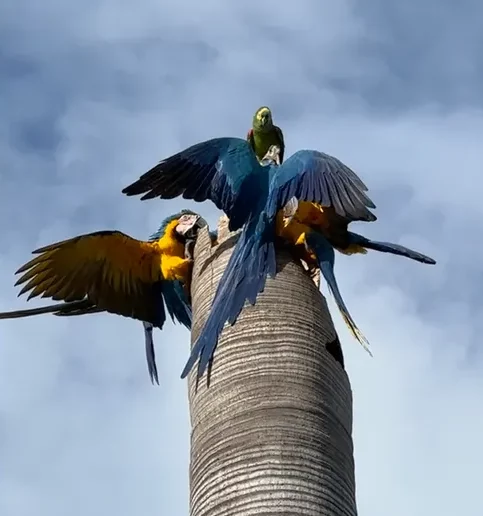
left=268, top=150, right=376, bottom=222
left=163, top=280, right=192, bottom=330
left=14, top=231, right=168, bottom=327
left=122, top=137, right=261, bottom=223
left=246, top=129, right=255, bottom=148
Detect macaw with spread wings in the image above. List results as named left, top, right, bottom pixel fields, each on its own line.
left=0, top=210, right=205, bottom=384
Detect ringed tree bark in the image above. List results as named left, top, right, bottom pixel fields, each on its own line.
left=187, top=216, right=358, bottom=516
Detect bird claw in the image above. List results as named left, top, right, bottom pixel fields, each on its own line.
left=261, top=145, right=281, bottom=166
left=282, top=196, right=299, bottom=224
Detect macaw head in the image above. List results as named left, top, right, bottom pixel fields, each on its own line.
left=261, top=144, right=281, bottom=166
left=149, top=210, right=208, bottom=242
left=253, top=106, right=273, bottom=132
left=175, top=212, right=202, bottom=239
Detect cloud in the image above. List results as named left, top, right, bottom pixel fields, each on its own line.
left=0, top=0, right=481, bottom=515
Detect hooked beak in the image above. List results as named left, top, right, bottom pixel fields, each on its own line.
left=176, top=215, right=201, bottom=239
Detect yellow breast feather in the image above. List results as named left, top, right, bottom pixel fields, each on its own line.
left=154, top=219, right=192, bottom=282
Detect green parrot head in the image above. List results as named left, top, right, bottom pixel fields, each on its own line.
left=253, top=106, right=274, bottom=132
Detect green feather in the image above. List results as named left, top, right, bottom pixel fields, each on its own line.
left=249, top=106, right=285, bottom=163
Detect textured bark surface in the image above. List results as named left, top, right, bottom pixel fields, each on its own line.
left=188, top=216, right=357, bottom=516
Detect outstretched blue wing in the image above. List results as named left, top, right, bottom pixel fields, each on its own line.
left=267, top=150, right=377, bottom=222
left=122, top=137, right=264, bottom=230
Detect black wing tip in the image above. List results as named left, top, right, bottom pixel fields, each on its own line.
left=365, top=211, right=377, bottom=222
left=122, top=183, right=162, bottom=201
left=122, top=182, right=146, bottom=196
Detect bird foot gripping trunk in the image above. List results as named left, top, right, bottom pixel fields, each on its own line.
left=300, top=259, right=321, bottom=288
left=187, top=216, right=358, bottom=516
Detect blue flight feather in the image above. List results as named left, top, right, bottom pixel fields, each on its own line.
left=267, top=150, right=376, bottom=222
left=304, top=230, right=372, bottom=355
left=122, top=137, right=264, bottom=231
left=346, top=232, right=436, bottom=264
left=143, top=322, right=159, bottom=384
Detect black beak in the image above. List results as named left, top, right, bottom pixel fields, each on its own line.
left=183, top=216, right=208, bottom=240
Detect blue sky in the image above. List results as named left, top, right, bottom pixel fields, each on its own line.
left=1, top=1, right=482, bottom=515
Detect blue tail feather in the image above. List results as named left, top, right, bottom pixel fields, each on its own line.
left=181, top=215, right=276, bottom=379
left=346, top=232, right=436, bottom=264
left=143, top=322, right=159, bottom=385
left=305, top=231, right=372, bottom=355
left=142, top=280, right=191, bottom=385
left=180, top=232, right=249, bottom=379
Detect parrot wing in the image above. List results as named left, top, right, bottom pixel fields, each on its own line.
left=246, top=128, right=255, bottom=148
left=273, top=125, right=285, bottom=163
left=14, top=230, right=170, bottom=327
left=268, top=149, right=377, bottom=222
left=122, top=137, right=263, bottom=228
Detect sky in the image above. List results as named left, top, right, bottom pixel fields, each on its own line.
left=0, top=0, right=482, bottom=514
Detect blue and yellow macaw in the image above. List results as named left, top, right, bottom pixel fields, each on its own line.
left=0, top=210, right=204, bottom=384
left=260, top=144, right=435, bottom=353
left=122, top=137, right=436, bottom=379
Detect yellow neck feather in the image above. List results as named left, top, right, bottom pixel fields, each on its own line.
left=156, top=220, right=185, bottom=257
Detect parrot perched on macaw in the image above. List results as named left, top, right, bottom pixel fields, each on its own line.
left=123, top=136, right=435, bottom=379
left=247, top=106, right=285, bottom=164
left=0, top=210, right=205, bottom=384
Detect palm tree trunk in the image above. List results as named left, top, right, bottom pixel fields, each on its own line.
left=187, top=216, right=358, bottom=516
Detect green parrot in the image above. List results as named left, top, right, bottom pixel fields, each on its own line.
left=247, top=106, right=285, bottom=164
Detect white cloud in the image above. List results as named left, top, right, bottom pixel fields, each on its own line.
left=0, top=0, right=481, bottom=515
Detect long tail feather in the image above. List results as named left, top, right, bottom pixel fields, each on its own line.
left=181, top=217, right=276, bottom=380
left=180, top=232, right=248, bottom=379
left=54, top=306, right=104, bottom=317
left=347, top=232, right=436, bottom=264
left=0, top=299, right=94, bottom=320
left=143, top=322, right=159, bottom=385
left=305, top=231, right=372, bottom=356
